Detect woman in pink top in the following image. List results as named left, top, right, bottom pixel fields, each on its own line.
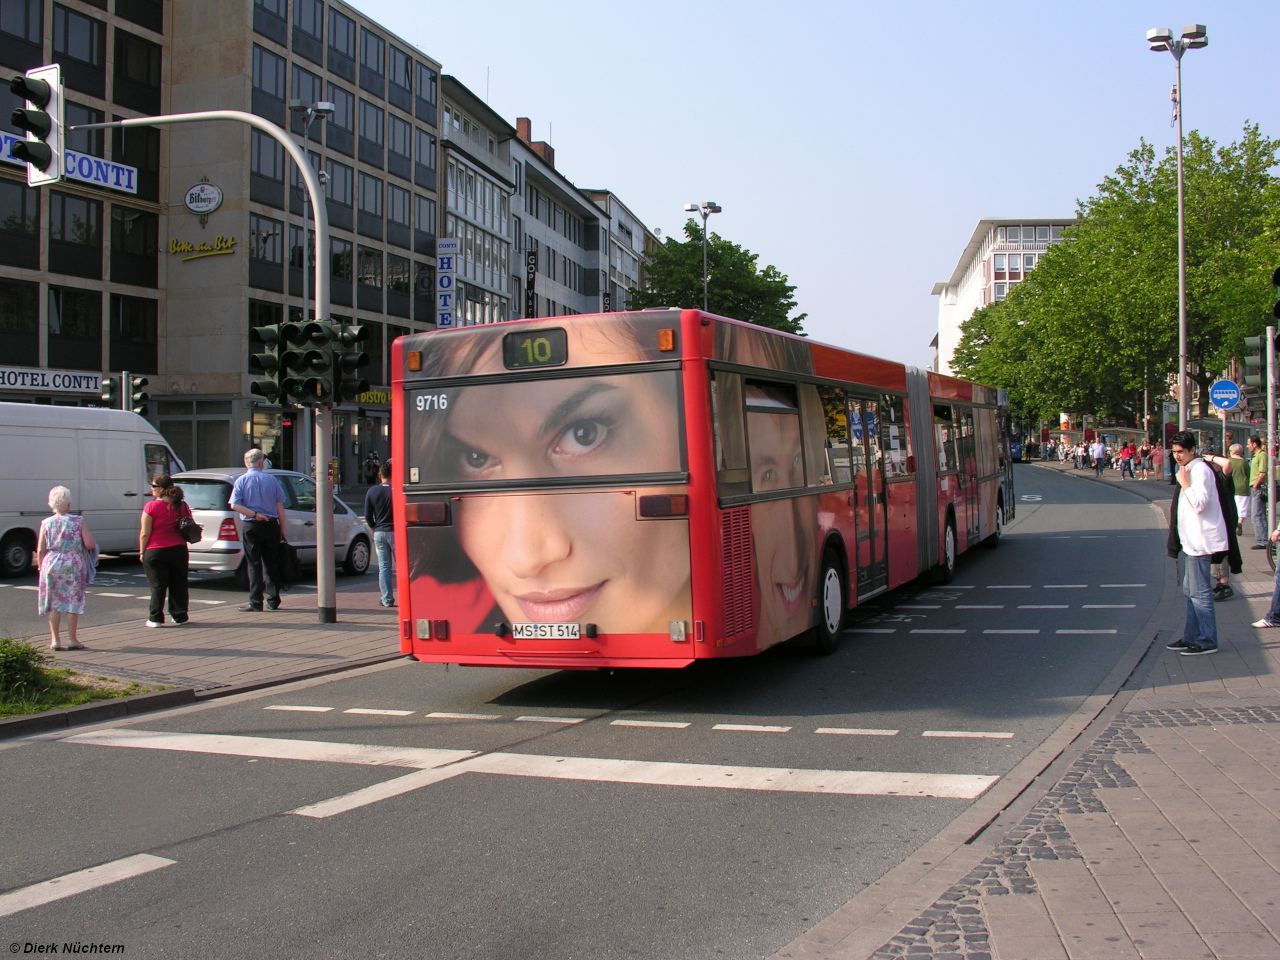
left=139, top=474, right=193, bottom=627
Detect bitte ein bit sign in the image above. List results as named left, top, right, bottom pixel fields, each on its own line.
left=0, top=132, right=138, bottom=194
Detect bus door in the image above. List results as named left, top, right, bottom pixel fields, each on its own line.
left=955, top=405, right=980, bottom=546
left=849, top=396, right=888, bottom=596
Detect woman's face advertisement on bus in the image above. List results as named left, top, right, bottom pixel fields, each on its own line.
left=409, top=318, right=692, bottom=635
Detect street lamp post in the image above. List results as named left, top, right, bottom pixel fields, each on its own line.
left=684, top=201, right=721, bottom=312
left=1147, top=24, right=1207, bottom=431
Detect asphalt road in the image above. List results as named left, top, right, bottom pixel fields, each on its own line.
left=0, top=465, right=1171, bottom=960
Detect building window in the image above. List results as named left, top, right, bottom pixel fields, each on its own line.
left=325, top=82, right=354, bottom=156
left=330, top=236, right=353, bottom=306
left=414, top=128, right=436, bottom=191
left=387, top=253, right=410, bottom=318
left=0, top=0, right=43, bottom=71
left=386, top=114, right=411, bottom=181
left=52, top=4, right=105, bottom=98
left=65, top=101, right=103, bottom=156
left=324, top=157, right=353, bottom=231
left=111, top=120, right=160, bottom=202
left=386, top=183, right=411, bottom=249
left=109, top=294, right=157, bottom=374
left=290, top=65, right=324, bottom=136
left=388, top=45, right=412, bottom=112
left=288, top=148, right=321, bottom=217
left=415, top=62, right=437, bottom=125
left=250, top=129, right=285, bottom=208
left=249, top=213, right=283, bottom=292
left=251, top=44, right=286, bottom=125
left=48, top=285, right=101, bottom=370
left=357, top=246, right=382, bottom=311
left=113, top=29, right=161, bottom=114
left=328, top=8, right=356, bottom=82
left=357, top=172, right=382, bottom=240
left=252, top=0, right=286, bottom=46
left=1023, top=253, right=1035, bottom=273
left=993, top=254, right=1005, bottom=280
left=414, top=194, right=435, bottom=255
left=0, top=177, right=38, bottom=269
left=1051, top=225, right=1064, bottom=240
left=994, top=282, right=1007, bottom=300
left=0, top=277, right=37, bottom=366
left=359, top=27, right=384, bottom=96
left=292, top=0, right=322, bottom=64
left=109, top=204, right=157, bottom=287
left=115, top=0, right=162, bottom=34
left=358, top=99, right=384, bottom=168
left=49, top=190, right=101, bottom=279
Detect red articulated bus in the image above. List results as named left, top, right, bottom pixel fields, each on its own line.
left=390, top=308, right=1014, bottom=669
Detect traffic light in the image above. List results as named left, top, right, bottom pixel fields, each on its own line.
left=128, top=375, right=149, bottom=415
left=331, top=323, right=371, bottom=403
left=9, top=65, right=62, bottom=187
left=248, top=323, right=283, bottom=402
left=1244, top=335, right=1267, bottom=388
left=100, top=375, right=120, bottom=409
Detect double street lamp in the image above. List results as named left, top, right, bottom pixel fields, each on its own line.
left=1146, top=24, right=1207, bottom=431
left=684, top=201, right=721, bottom=312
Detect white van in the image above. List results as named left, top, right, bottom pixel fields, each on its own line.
left=0, top=402, right=184, bottom=576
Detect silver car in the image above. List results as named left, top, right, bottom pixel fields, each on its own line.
left=172, top=468, right=372, bottom=586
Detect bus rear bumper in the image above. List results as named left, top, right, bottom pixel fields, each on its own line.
left=410, top=652, right=696, bottom=670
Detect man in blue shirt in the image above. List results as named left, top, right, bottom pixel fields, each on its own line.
left=364, top=461, right=395, bottom=606
left=230, top=448, right=288, bottom=612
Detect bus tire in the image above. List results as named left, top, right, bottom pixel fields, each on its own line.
left=0, top=530, right=33, bottom=578
left=939, top=517, right=957, bottom=584
left=813, top=549, right=845, bottom=655
left=984, top=497, right=1004, bottom=549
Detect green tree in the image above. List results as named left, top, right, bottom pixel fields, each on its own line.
left=627, top=219, right=807, bottom=334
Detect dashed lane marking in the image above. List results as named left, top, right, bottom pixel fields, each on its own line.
left=516, top=716, right=584, bottom=724
left=1019, top=604, right=1067, bottom=609
left=897, top=604, right=941, bottom=609
left=910, top=629, right=967, bottom=634
left=426, top=712, right=501, bottom=721
left=1083, top=604, right=1135, bottom=609
left=923, top=731, right=1014, bottom=739
left=192, top=599, right=227, bottom=605
left=611, top=719, right=691, bottom=729
left=815, top=727, right=899, bottom=736
left=265, top=705, right=333, bottom=713
left=986, top=585, right=1031, bottom=589
left=15, top=585, right=38, bottom=591
left=1079, top=535, right=1107, bottom=539
left=713, top=723, right=792, bottom=733
left=983, top=629, right=1040, bottom=635
left=94, top=592, right=139, bottom=598
left=848, top=628, right=896, bottom=634
left=1056, top=629, right=1118, bottom=635
left=956, top=604, right=1003, bottom=609
left=344, top=708, right=414, bottom=717
left=1044, top=584, right=1087, bottom=589
left=0, top=854, right=176, bottom=919
left=1101, top=583, right=1146, bottom=588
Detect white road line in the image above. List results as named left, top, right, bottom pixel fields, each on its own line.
left=344, top=708, right=414, bottom=717
left=426, top=712, right=501, bottom=721
left=815, top=727, right=899, bottom=736
left=1019, top=604, right=1068, bottom=609
left=983, top=629, right=1040, bottom=635
left=292, top=766, right=470, bottom=818
left=713, top=723, right=792, bottom=733
left=1044, top=584, right=1087, bottom=589
left=897, top=604, right=941, bottom=609
left=192, top=599, right=227, bottom=605
left=264, top=705, right=333, bottom=713
left=611, top=719, right=691, bottom=729
left=956, top=604, right=1003, bottom=609
left=1101, top=583, right=1146, bottom=588
left=1056, top=629, right=1118, bottom=635
left=1083, top=604, right=1135, bottom=609
left=94, top=592, right=137, bottom=598
left=1079, top=535, right=1107, bottom=539
left=923, top=730, right=1014, bottom=739
left=64, top=729, right=476, bottom=768
left=516, top=716, right=584, bottom=724
left=15, top=585, right=38, bottom=590
left=910, top=629, right=967, bottom=634
left=848, top=628, right=896, bottom=634
left=950, top=585, right=976, bottom=589
left=986, top=585, right=1031, bottom=589
left=0, top=854, right=176, bottom=919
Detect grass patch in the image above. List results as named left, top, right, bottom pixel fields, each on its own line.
left=0, top=637, right=167, bottom=718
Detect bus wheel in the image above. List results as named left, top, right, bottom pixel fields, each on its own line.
left=814, top=550, right=845, bottom=655
left=0, top=531, right=33, bottom=578
left=984, top=499, right=1004, bottom=549
left=940, top=519, right=957, bottom=584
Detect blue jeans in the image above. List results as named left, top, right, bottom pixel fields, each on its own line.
left=1250, top=489, right=1268, bottom=545
left=1094, top=458, right=1105, bottom=477
left=1181, top=553, right=1218, bottom=650
left=374, top=530, right=395, bottom=606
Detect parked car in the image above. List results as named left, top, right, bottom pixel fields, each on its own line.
left=0, top=402, right=184, bottom=577
left=172, top=468, right=371, bottom=586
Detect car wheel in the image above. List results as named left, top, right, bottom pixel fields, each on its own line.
left=0, top=531, right=33, bottom=578
left=343, top=536, right=371, bottom=576
left=813, top=549, right=845, bottom=655
left=984, top=499, right=1004, bottom=549
left=939, top=517, right=957, bottom=584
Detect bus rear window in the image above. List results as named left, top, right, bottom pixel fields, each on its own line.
left=408, top=370, right=684, bottom=485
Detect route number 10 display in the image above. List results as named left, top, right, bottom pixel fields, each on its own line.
left=502, top=327, right=568, bottom=370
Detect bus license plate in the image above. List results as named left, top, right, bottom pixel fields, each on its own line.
left=512, top=623, right=581, bottom=640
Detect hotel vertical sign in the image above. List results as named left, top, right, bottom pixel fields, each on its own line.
left=524, top=250, right=537, bottom=319
left=436, top=237, right=459, bottom=328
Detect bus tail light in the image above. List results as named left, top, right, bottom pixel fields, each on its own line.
left=657, top=329, right=676, bottom=351
left=406, top=501, right=450, bottom=525
left=407, top=350, right=422, bottom=371
left=415, top=619, right=449, bottom=640
left=218, top=518, right=239, bottom=541
left=638, top=494, right=688, bottom=518
left=907, top=455, right=917, bottom=474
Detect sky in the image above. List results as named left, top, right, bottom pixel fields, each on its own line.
left=356, top=0, right=1280, bottom=369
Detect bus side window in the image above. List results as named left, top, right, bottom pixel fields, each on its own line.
left=881, top=394, right=912, bottom=478
left=933, top=404, right=956, bottom=473
left=711, top=371, right=750, bottom=496
left=817, top=385, right=850, bottom=484
left=798, top=384, right=832, bottom=485
left=975, top=407, right=998, bottom=477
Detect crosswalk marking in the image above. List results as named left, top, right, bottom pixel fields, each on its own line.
left=344, top=708, right=414, bottom=717
left=94, top=592, right=138, bottom=598
left=0, top=854, right=175, bottom=919
left=265, top=705, right=333, bottom=713
left=815, top=727, right=898, bottom=736
left=714, top=723, right=792, bottom=733
left=426, top=712, right=500, bottom=721
left=923, top=730, right=1014, bottom=739
left=611, top=719, right=691, bottom=729
left=516, top=716, right=584, bottom=724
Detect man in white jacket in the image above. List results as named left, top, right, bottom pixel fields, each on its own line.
left=1168, top=431, right=1227, bottom=655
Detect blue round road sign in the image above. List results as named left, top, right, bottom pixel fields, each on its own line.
left=1209, top=379, right=1241, bottom=410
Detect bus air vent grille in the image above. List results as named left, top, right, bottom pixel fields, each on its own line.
left=720, top=507, right=754, bottom=637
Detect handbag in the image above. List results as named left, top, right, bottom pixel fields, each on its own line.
left=278, top=540, right=302, bottom=585
left=175, top=503, right=203, bottom=544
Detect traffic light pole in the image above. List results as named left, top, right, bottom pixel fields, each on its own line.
left=1268, top=325, right=1276, bottom=538
left=71, top=109, right=336, bottom=622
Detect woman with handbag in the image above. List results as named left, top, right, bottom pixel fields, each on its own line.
left=139, top=474, right=198, bottom=627
left=37, top=484, right=96, bottom=650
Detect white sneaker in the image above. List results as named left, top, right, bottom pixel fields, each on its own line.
left=1251, top=618, right=1278, bottom=628
left=145, top=620, right=165, bottom=628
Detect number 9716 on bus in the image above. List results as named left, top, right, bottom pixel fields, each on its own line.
left=415, top=393, right=448, bottom=411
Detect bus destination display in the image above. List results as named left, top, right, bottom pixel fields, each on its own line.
left=503, top=328, right=568, bottom=370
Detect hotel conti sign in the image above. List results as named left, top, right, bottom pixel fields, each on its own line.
left=0, top=365, right=102, bottom=393
left=0, top=133, right=138, bottom=193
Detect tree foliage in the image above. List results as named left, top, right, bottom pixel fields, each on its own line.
left=952, top=124, right=1280, bottom=422
left=627, top=219, right=807, bottom=334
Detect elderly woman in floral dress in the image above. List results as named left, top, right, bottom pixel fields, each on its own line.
left=37, top=485, right=96, bottom=650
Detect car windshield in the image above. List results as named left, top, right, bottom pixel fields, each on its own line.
left=178, top=479, right=232, bottom=510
